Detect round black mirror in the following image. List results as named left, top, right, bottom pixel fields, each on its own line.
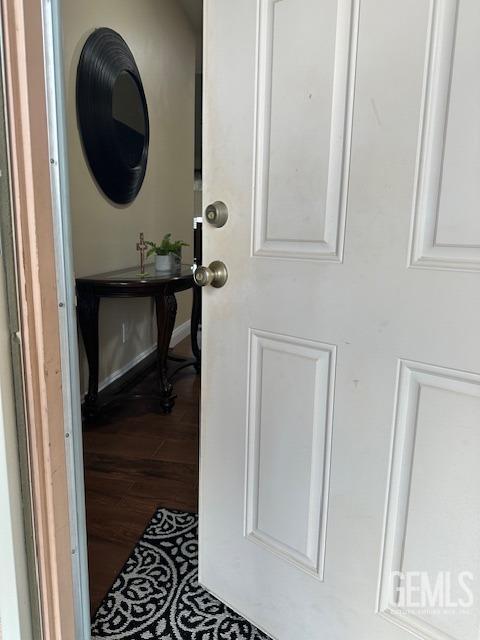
left=76, top=28, right=149, bottom=205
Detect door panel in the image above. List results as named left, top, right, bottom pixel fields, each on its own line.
left=410, top=0, right=480, bottom=269
left=200, top=0, right=480, bottom=638
left=252, top=0, right=358, bottom=260
left=379, top=361, right=480, bottom=640
left=245, top=330, right=336, bottom=578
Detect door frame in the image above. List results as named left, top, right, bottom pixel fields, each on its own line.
left=0, top=0, right=88, bottom=637
left=0, top=17, right=35, bottom=638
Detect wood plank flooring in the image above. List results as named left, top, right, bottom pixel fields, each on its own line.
left=83, top=339, right=199, bottom=614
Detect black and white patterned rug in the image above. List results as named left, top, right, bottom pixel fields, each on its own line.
left=91, top=507, right=271, bottom=639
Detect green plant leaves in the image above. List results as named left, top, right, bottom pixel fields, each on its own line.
left=145, top=233, right=189, bottom=256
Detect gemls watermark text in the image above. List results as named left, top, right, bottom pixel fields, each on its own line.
left=388, top=571, right=475, bottom=615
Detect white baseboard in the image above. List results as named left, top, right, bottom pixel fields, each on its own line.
left=98, top=320, right=190, bottom=392
left=170, top=319, right=191, bottom=347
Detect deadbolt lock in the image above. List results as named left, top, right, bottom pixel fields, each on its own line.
left=194, top=261, right=228, bottom=288
left=205, top=201, right=228, bottom=228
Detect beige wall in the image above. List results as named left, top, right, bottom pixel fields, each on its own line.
left=61, top=0, right=195, bottom=390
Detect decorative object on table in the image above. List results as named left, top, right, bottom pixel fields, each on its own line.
left=91, top=508, right=270, bottom=640
left=146, top=233, right=189, bottom=273
left=76, top=28, right=149, bottom=205
left=136, top=232, right=148, bottom=275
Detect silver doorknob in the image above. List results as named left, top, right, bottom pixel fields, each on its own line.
left=194, top=260, right=228, bottom=288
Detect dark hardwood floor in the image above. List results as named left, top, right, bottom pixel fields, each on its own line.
left=83, top=338, right=200, bottom=614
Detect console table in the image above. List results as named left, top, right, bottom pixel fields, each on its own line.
left=76, top=264, right=199, bottom=417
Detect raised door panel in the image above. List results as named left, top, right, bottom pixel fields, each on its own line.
left=379, top=361, right=480, bottom=640
left=252, top=0, right=359, bottom=261
left=245, top=330, right=336, bottom=578
left=410, top=0, right=480, bottom=271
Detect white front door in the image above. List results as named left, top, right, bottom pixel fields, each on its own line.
left=199, top=1, right=480, bottom=638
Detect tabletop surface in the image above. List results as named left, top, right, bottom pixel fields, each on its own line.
left=76, top=264, right=194, bottom=285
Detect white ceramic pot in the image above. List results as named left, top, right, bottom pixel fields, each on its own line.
left=155, top=253, right=175, bottom=272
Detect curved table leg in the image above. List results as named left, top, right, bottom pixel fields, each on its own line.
left=155, top=292, right=177, bottom=413
left=77, top=288, right=100, bottom=418
left=191, top=285, right=201, bottom=373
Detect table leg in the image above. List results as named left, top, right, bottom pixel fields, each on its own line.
left=77, top=289, right=100, bottom=417
left=191, top=285, right=201, bottom=373
left=155, top=292, right=177, bottom=413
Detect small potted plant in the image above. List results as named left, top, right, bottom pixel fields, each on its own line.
left=146, top=234, right=189, bottom=273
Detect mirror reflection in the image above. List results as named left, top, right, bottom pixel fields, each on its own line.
left=112, top=70, right=147, bottom=167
